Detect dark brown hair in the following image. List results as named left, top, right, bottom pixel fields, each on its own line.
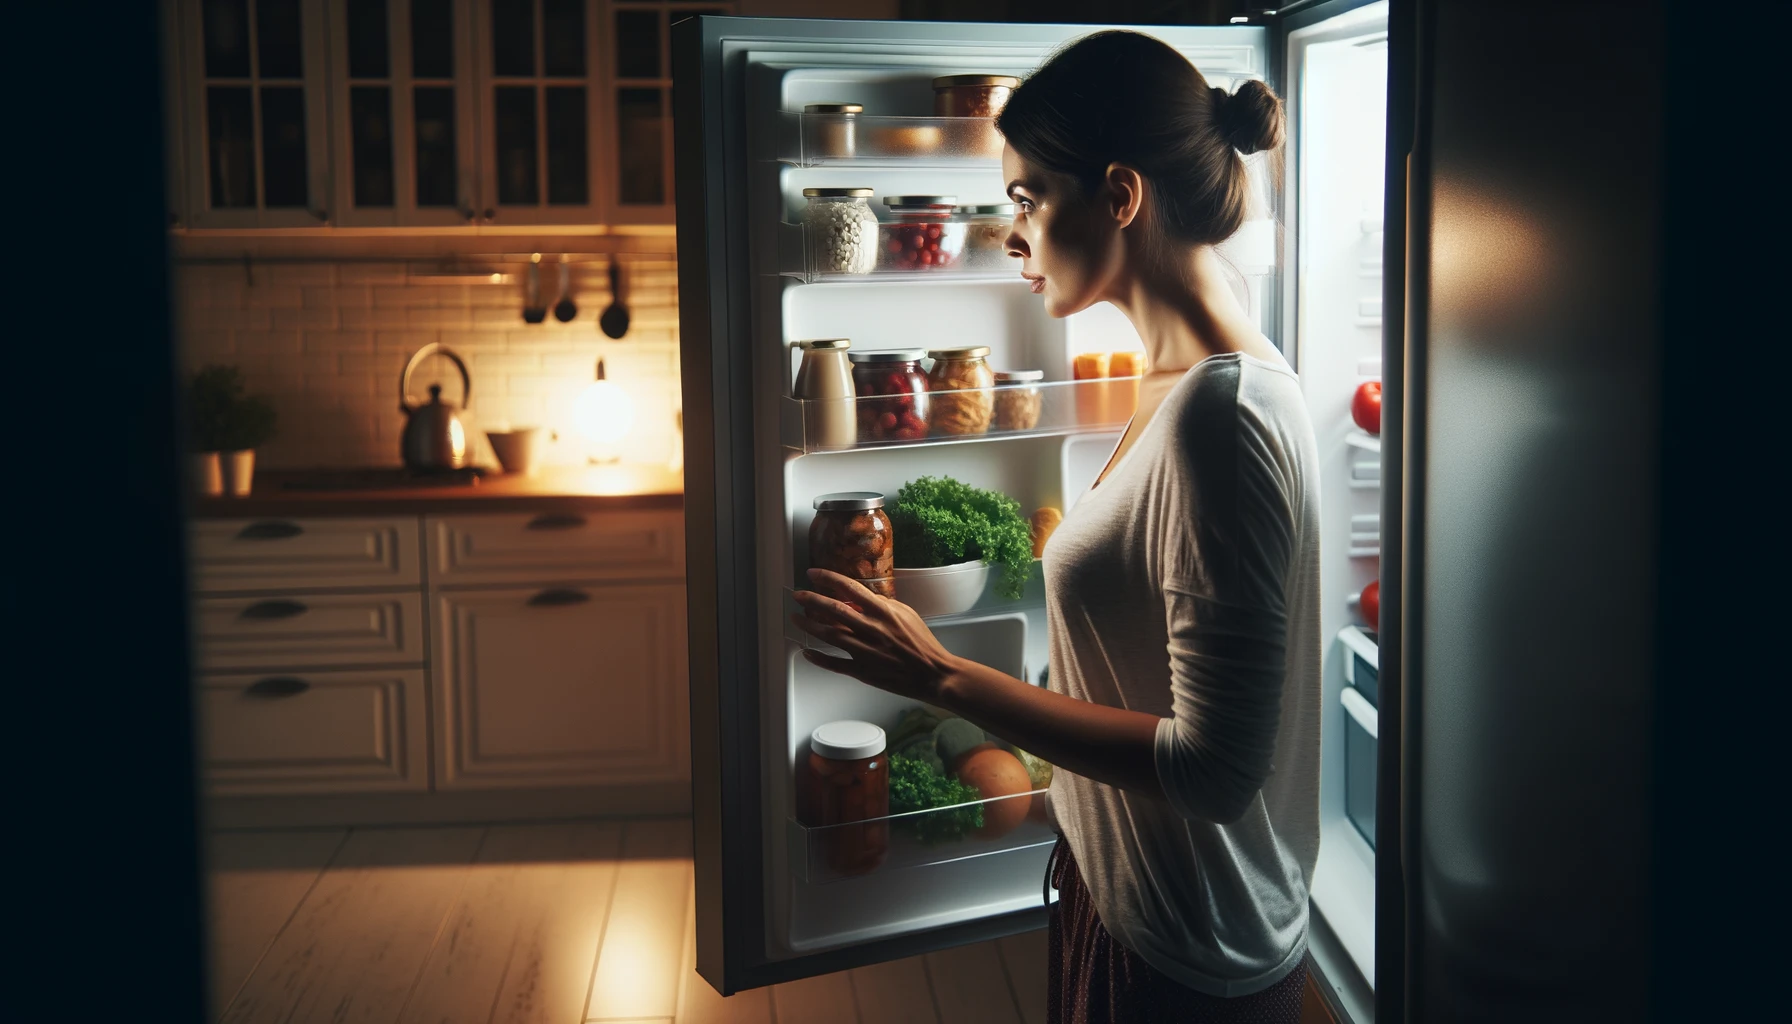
left=995, top=30, right=1284, bottom=248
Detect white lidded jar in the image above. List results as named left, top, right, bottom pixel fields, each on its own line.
left=801, top=187, right=879, bottom=276
left=792, top=338, right=857, bottom=450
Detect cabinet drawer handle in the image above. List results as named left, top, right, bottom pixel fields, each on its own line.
left=239, top=599, right=309, bottom=621
left=236, top=520, right=305, bottom=541
left=527, top=587, right=590, bottom=607
left=526, top=513, right=588, bottom=531
left=245, top=676, right=311, bottom=698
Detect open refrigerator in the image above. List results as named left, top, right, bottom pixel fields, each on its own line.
left=672, top=4, right=1389, bottom=1015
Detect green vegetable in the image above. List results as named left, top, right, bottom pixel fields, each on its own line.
left=888, top=752, right=983, bottom=843
left=889, top=706, right=942, bottom=751
left=891, top=476, right=1035, bottom=600
left=188, top=364, right=278, bottom=452
left=932, top=718, right=988, bottom=769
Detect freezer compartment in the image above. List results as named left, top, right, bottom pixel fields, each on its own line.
left=1342, top=686, right=1377, bottom=849
left=782, top=221, right=1021, bottom=283
left=786, top=789, right=1052, bottom=884
left=781, top=379, right=1139, bottom=453
left=791, top=111, right=1005, bottom=166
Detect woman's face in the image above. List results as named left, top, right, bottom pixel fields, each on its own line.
left=1003, top=144, right=1120, bottom=318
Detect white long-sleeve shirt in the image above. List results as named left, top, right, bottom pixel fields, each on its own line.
left=1043, top=350, right=1322, bottom=997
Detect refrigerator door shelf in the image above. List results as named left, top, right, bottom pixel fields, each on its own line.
left=785, top=790, right=1053, bottom=885
left=782, top=221, right=1023, bottom=283
left=790, top=111, right=1006, bottom=167
left=781, top=380, right=1139, bottom=453
left=1344, top=430, right=1380, bottom=454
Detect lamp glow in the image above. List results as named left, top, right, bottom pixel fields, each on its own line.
left=571, top=358, right=635, bottom=450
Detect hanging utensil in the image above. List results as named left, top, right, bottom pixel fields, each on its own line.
left=553, top=257, right=578, bottom=323
left=522, top=252, right=546, bottom=324
left=599, top=258, right=631, bottom=339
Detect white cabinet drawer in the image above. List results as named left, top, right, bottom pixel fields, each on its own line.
left=191, top=517, right=421, bottom=593
left=199, top=669, right=428, bottom=796
left=432, top=582, right=688, bottom=789
left=425, top=510, right=684, bottom=585
left=193, top=591, right=425, bottom=671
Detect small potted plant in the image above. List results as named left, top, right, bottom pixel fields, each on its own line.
left=189, top=365, right=277, bottom=497
left=889, top=476, right=1035, bottom=618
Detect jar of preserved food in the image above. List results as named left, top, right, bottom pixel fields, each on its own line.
left=958, top=203, right=1016, bottom=271
left=926, top=346, right=995, bottom=436
left=792, top=338, right=856, bottom=450
left=796, top=720, right=889, bottom=877
left=932, top=75, right=1019, bottom=158
left=848, top=349, right=929, bottom=443
left=801, top=187, right=879, bottom=276
left=992, top=369, right=1044, bottom=431
left=879, top=196, right=966, bottom=271
left=809, top=492, right=896, bottom=597
left=803, top=102, right=862, bottom=160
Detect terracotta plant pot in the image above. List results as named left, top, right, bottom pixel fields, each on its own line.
left=225, top=449, right=256, bottom=497
left=194, top=451, right=223, bottom=497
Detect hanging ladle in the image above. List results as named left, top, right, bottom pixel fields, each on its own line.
left=522, top=252, right=547, bottom=324
left=599, top=258, right=630, bottom=339
left=552, top=257, right=577, bottom=323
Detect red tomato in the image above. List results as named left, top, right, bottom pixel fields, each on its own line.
left=1352, top=381, right=1383, bottom=435
left=1361, top=580, right=1380, bottom=631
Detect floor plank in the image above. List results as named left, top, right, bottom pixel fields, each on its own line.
left=771, top=971, right=859, bottom=1024
left=850, top=956, right=940, bottom=1024
left=206, top=830, right=347, bottom=1019
left=220, top=826, right=486, bottom=1024
left=995, top=930, right=1048, bottom=1024
left=399, top=822, right=624, bottom=1024
left=674, top=891, right=774, bottom=1024
left=925, top=941, right=1022, bottom=1024
left=586, top=819, right=694, bottom=1021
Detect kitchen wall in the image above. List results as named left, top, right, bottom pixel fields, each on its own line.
left=172, top=256, right=682, bottom=470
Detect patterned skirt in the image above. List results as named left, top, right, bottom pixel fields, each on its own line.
left=1045, top=834, right=1308, bottom=1024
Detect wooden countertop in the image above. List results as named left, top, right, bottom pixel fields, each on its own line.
left=191, top=464, right=683, bottom=518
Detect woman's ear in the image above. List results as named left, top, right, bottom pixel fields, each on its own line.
left=1104, top=163, right=1145, bottom=231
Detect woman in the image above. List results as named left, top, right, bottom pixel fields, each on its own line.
left=792, top=30, right=1321, bottom=1024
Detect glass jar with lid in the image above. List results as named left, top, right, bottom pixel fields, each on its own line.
left=803, top=102, right=863, bottom=161
left=958, top=203, right=1016, bottom=271
left=809, top=491, right=896, bottom=598
left=992, top=369, right=1045, bottom=431
left=796, top=720, right=889, bottom=877
left=932, top=75, right=1019, bottom=158
left=926, top=346, right=995, bottom=435
left=792, top=338, right=857, bottom=450
left=879, top=196, right=966, bottom=271
left=801, top=187, right=879, bottom=276
left=848, top=349, right=929, bottom=443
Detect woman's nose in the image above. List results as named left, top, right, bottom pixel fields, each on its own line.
left=1006, top=226, right=1028, bottom=259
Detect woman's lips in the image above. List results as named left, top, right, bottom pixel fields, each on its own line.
left=1022, top=273, right=1045, bottom=294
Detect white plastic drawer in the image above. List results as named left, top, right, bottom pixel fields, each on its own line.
left=191, top=517, right=421, bottom=593
left=199, top=669, right=428, bottom=796
left=425, top=510, right=684, bottom=586
left=193, top=591, right=425, bottom=671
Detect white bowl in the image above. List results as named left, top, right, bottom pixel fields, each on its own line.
left=891, top=560, right=991, bottom=619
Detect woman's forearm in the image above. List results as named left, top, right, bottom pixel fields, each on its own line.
left=937, top=655, right=1166, bottom=800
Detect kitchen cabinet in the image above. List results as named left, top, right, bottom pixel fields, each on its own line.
left=174, top=0, right=333, bottom=228
left=193, top=590, right=426, bottom=671
left=424, top=508, right=683, bottom=584
left=199, top=668, right=430, bottom=795
left=189, top=516, right=421, bottom=592
left=431, top=581, right=688, bottom=789
left=166, top=0, right=736, bottom=230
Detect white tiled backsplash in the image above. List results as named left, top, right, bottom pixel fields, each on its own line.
left=173, top=256, right=682, bottom=470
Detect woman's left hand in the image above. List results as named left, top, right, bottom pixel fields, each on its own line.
left=790, top=568, right=961, bottom=705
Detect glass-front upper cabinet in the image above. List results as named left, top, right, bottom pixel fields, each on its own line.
left=475, top=0, right=603, bottom=225
left=329, top=0, right=479, bottom=226
left=177, top=0, right=332, bottom=227
left=606, top=1, right=729, bottom=224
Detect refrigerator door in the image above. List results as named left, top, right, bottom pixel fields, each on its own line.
left=674, top=15, right=1269, bottom=994
left=1395, top=0, right=1656, bottom=1019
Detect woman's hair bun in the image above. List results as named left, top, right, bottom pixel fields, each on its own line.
left=1210, top=80, right=1285, bottom=156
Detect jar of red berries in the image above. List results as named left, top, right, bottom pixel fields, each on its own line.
left=848, top=349, right=929, bottom=443
left=878, top=196, right=966, bottom=271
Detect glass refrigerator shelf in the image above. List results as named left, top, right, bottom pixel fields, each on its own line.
left=786, top=111, right=1008, bottom=167
left=780, top=378, right=1142, bottom=454
left=786, top=789, right=1054, bottom=885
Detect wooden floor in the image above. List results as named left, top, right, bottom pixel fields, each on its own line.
left=207, top=818, right=1049, bottom=1024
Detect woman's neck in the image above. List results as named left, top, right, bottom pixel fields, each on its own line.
left=1107, top=245, right=1272, bottom=374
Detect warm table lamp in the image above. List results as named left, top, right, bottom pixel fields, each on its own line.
left=571, top=357, right=635, bottom=463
